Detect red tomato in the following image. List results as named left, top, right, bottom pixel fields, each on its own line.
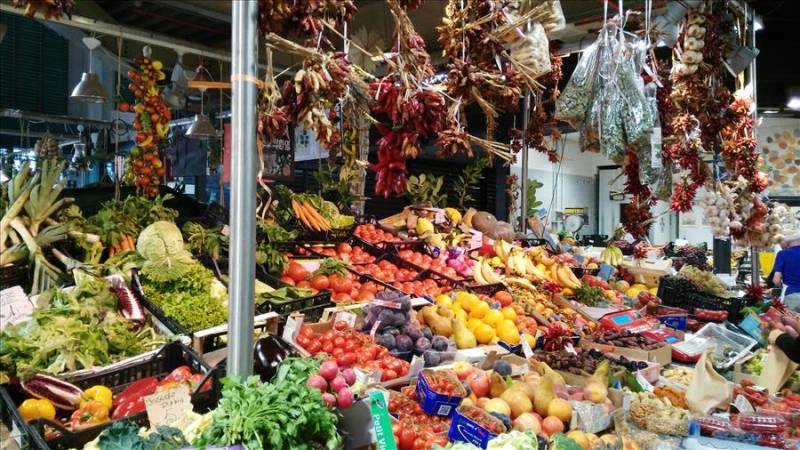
left=337, top=242, right=353, bottom=254
left=321, top=340, right=334, bottom=354
left=310, top=275, right=330, bottom=290
left=331, top=276, right=353, bottom=294
left=331, top=347, right=344, bottom=357
left=322, top=330, right=336, bottom=341
left=296, top=334, right=311, bottom=348
left=305, top=340, right=322, bottom=354
left=287, top=262, right=309, bottom=283
left=337, top=352, right=357, bottom=367
left=399, top=429, right=416, bottom=450
left=344, top=339, right=359, bottom=353
left=356, top=290, right=374, bottom=301
left=381, top=369, right=398, bottom=381
left=279, top=276, right=296, bottom=286
left=299, top=325, right=315, bottom=338
left=297, top=280, right=311, bottom=289
left=333, top=336, right=346, bottom=348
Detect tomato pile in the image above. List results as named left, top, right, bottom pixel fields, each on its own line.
left=581, top=275, right=611, bottom=291
left=304, top=242, right=377, bottom=264
left=458, top=405, right=505, bottom=434
left=353, top=259, right=418, bottom=283
left=354, top=223, right=401, bottom=244
left=280, top=260, right=391, bottom=304
left=421, top=370, right=463, bottom=397
left=396, top=249, right=459, bottom=279
left=391, top=278, right=450, bottom=298
left=295, top=322, right=409, bottom=381
left=127, top=54, right=171, bottom=197
left=694, top=308, right=728, bottom=322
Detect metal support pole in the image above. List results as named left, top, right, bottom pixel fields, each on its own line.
left=519, top=92, right=531, bottom=234
left=226, top=0, right=258, bottom=377
left=747, top=4, right=760, bottom=288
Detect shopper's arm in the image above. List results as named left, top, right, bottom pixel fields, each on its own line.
left=773, top=272, right=783, bottom=287
left=775, top=333, right=800, bottom=364
left=773, top=253, right=785, bottom=287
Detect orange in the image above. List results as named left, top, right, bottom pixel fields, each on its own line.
left=497, top=319, right=520, bottom=344
left=483, top=309, right=504, bottom=327
left=474, top=323, right=496, bottom=344
left=466, top=317, right=482, bottom=331
left=501, top=306, right=517, bottom=321
left=469, top=301, right=490, bottom=319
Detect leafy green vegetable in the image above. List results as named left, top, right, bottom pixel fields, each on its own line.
left=257, top=221, right=297, bottom=243
left=573, top=284, right=605, bottom=307
left=97, top=420, right=188, bottom=450
left=487, top=430, right=539, bottom=450
left=273, top=357, right=321, bottom=384
left=255, top=241, right=288, bottom=277
left=315, top=258, right=349, bottom=276
left=137, top=221, right=196, bottom=280
left=257, top=287, right=314, bottom=305
left=406, top=173, right=447, bottom=207
left=549, top=433, right=584, bottom=450
left=452, top=156, right=489, bottom=209
left=182, top=221, right=228, bottom=261
left=141, top=262, right=228, bottom=332
left=195, top=375, right=341, bottom=450
left=0, top=273, right=164, bottom=381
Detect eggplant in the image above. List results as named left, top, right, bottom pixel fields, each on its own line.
left=21, top=374, right=82, bottom=410
left=253, top=336, right=294, bottom=381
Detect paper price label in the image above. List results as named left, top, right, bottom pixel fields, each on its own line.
left=565, top=343, right=578, bottom=355
left=635, top=373, right=654, bottom=392
left=144, top=386, right=192, bottom=428
left=334, top=311, right=357, bottom=327
left=370, top=320, right=382, bottom=337
left=733, top=394, right=755, bottom=413
left=282, top=315, right=303, bottom=343
left=520, top=333, right=534, bottom=359
left=371, top=299, right=401, bottom=310
left=0, top=286, right=34, bottom=332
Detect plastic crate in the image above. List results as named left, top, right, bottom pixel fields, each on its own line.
left=657, top=276, right=746, bottom=322
left=131, top=269, right=279, bottom=353
left=0, top=342, right=219, bottom=450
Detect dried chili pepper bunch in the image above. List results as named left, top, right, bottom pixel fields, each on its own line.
left=257, top=0, right=357, bottom=47
left=258, top=48, right=290, bottom=144
left=12, top=0, right=74, bottom=20
left=437, top=126, right=473, bottom=159
left=506, top=174, right=520, bottom=225
left=518, top=53, right=563, bottom=163
left=720, top=95, right=768, bottom=194
left=368, top=0, right=446, bottom=197
left=620, top=146, right=656, bottom=239
left=398, top=0, right=425, bottom=11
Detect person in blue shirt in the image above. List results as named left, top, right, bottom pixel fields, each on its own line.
left=774, top=231, right=800, bottom=312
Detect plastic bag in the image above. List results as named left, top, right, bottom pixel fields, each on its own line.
left=509, top=22, right=551, bottom=78
left=555, top=42, right=600, bottom=127
left=686, top=348, right=734, bottom=414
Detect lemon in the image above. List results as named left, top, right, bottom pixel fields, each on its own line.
left=524, top=333, right=537, bottom=348
left=501, top=306, right=517, bottom=321
left=483, top=309, right=504, bottom=328
left=454, top=309, right=467, bottom=321
left=497, top=320, right=520, bottom=344
left=466, top=317, right=482, bottom=331
left=469, top=301, right=490, bottom=319
left=474, top=323, right=496, bottom=344
left=435, top=294, right=453, bottom=307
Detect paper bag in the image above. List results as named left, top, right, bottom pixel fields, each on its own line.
left=758, top=345, right=799, bottom=394
left=686, top=349, right=734, bottom=414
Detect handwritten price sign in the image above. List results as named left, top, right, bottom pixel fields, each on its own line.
left=144, top=385, right=192, bottom=428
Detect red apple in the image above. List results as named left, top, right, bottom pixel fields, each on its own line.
left=467, top=372, right=490, bottom=398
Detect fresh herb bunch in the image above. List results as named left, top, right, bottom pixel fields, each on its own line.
left=405, top=173, right=447, bottom=207
left=140, top=263, right=228, bottom=332
left=313, top=162, right=364, bottom=216
left=0, top=273, right=163, bottom=380
left=257, top=287, right=315, bottom=306
left=526, top=179, right=544, bottom=218
left=573, top=284, right=605, bottom=307
left=258, top=221, right=297, bottom=243
left=256, top=241, right=288, bottom=277
left=273, top=357, right=321, bottom=384
left=195, top=375, right=341, bottom=450
left=182, top=222, right=228, bottom=261
left=452, top=156, right=488, bottom=209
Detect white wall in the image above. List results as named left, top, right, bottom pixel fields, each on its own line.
left=510, top=132, right=614, bottom=236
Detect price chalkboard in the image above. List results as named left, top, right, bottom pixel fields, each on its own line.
left=261, top=125, right=295, bottom=181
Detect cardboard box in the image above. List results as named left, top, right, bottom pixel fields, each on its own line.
left=416, top=369, right=466, bottom=416
left=448, top=405, right=506, bottom=448
left=580, top=339, right=673, bottom=366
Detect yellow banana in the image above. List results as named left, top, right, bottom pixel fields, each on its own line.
left=481, top=259, right=503, bottom=284
left=473, top=259, right=487, bottom=284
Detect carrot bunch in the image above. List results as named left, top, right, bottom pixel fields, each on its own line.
left=291, top=199, right=331, bottom=232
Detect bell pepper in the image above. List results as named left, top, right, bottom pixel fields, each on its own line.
left=69, top=400, right=109, bottom=429
left=81, top=385, right=113, bottom=410
left=17, top=398, right=56, bottom=423
left=111, top=376, right=159, bottom=420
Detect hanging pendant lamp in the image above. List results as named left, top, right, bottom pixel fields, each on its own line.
left=71, top=37, right=110, bottom=103
left=186, top=87, right=216, bottom=138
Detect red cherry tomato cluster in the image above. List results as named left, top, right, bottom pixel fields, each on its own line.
left=389, top=391, right=451, bottom=450
left=734, top=380, right=769, bottom=407
left=391, top=278, right=450, bottom=298
left=354, top=224, right=401, bottom=244
left=422, top=370, right=463, bottom=397
left=459, top=405, right=505, bottom=434
left=581, top=275, right=611, bottom=291
left=279, top=259, right=390, bottom=304
left=126, top=55, right=171, bottom=197
left=295, top=322, right=409, bottom=381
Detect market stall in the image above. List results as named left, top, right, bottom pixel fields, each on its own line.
left=1, top=0, right=799, bottom=450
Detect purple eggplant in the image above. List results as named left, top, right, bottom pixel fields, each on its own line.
left=21, top=374, right=81, bottom=410
left=253, top=336, right=294, bottom=381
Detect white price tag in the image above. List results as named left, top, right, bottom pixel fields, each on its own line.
left=408, top=355, right=424, bottom=379
left=0, top=286, right=34, bottom=332
left=520, top=333, right=534, bottom=359
left=565, top=343, right=578, bottom=355
left=334, top=311, right=357, bottom=327
left=733, top=394, right=755, bottom=413
left=144, top=386, right=193, bottom=428
left=220, top=225, right=230, bottom=236
left=282, top=315, right=303, bottom=343
left=370, top=320, right=382, bottom=337
left=635, top=373, right=654, bottom=392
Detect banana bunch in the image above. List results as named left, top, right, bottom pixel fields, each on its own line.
left=493, top=239, right=513, bottom=264
left=472, top=257, right=504, bottom=285
left=444, top=207, right=462, bottom=227
left=506, top=249, right=547, bottom=279
left=600, top=245, right=623, bottom=266
left=551, top=262, right=581, bottom=289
